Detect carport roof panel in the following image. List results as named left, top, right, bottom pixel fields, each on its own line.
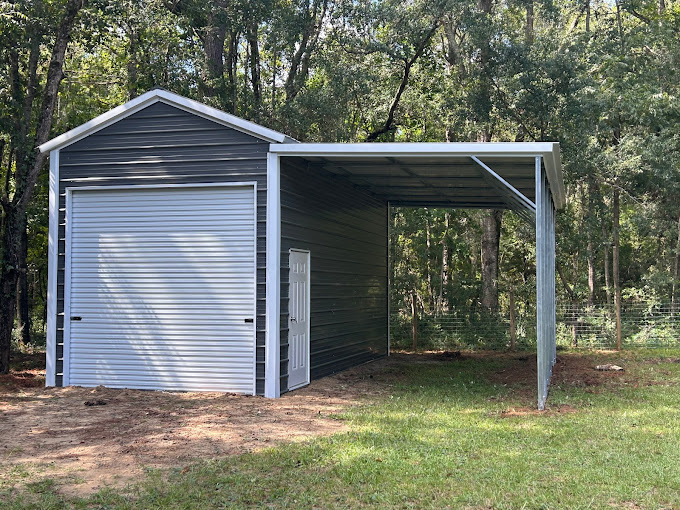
left=270, top=142, right=565, bottom=210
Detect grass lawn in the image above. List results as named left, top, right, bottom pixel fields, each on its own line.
left=4, top=349, right=680, bottom=509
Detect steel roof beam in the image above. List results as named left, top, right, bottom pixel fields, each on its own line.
left=470, top=156, right=536, bottom=223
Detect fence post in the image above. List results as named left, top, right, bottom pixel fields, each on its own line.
left=509, top=288, right=516, bottom=351
left=411, top=292, right=418, bottom=350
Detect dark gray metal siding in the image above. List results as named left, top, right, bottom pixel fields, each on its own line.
left=280, top=159, right=388, bottom=391
left=55, top=101, right=269, bottom=393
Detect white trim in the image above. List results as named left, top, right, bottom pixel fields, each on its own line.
left=45, top=150, right=59, bottom=387
left=251, top=182, right=258, bottom=396
left=270, top=141, right=566, bottom=209
left=62, top=181, right=258, bottom=392
left=39, top=89, right=295, bottom=153
left=265, top=152, right=281, bottom=398
left=63, top=188, right=73, bottom=386
left=287, top=249, right=311, bottom=390
left=66, top=181, right=256, bottom=192
left=269, top=141, right=557, bottom=156
left=543, top=143, right=566, bottom=209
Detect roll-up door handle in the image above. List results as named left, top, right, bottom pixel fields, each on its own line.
left=244, top=318, right=254, bottom=323
left=71, top=316, right=82, bottom=321
left=290, top=317, right=297, bottom=322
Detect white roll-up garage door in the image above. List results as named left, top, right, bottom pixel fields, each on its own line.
left=65, top=185, right=256, bottom=393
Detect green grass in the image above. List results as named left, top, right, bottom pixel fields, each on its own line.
left=4, top=349, right=680, bottom=509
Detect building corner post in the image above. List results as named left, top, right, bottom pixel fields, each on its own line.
left=46, top=150, right=59, bottom=387
left=265, top=152, right=281, bottom=398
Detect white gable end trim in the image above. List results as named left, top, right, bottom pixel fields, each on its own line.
left=39, top=89, right=294, bottom=153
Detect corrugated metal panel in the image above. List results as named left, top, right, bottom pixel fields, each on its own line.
left=280, top=159, right=388, bottom=389
left=67, top=186, right=256, bottom=393
left=56, top=102, right=269, bottom=393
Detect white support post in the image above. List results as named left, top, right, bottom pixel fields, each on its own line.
left=45, top=150, right=59, bottom=387
left=536, top=156, right=545, bottom=409
left=265, top=152, right=281, bottom=398
left=535, top=155, right=557, bottom=410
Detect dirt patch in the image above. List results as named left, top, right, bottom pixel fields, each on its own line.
left=0, top=358, right=391, bottom=497
left=488, top=352, right=632, bottom=393
left=551, top=353, right=630, bottom=390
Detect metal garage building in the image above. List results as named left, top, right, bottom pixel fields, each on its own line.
left=40, top=89, right=565, bottom=409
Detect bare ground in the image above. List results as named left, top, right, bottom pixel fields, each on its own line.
left=0, top=349, right=629, bottom=497
left=0, top=354, right=391, bottom=496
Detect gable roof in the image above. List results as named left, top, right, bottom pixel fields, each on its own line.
left=39, top=89, right=297, bottom=153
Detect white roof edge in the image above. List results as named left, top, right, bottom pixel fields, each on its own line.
left=268, top=141, right=556, bottom=155
left=543, top=142, right=566, bottom=209
left=270, top=141, right=566, bottom=209
left=39, top=89, right=295, bottom=153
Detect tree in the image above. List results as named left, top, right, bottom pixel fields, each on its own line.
left=0, top=0, right=86, bottom=373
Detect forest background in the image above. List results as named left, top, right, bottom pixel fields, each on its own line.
left=1, top=0, right=679, bottom=372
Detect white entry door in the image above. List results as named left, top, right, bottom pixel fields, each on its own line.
left=288, top=249, right=310, bottom=390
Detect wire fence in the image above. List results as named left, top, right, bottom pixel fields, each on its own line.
left=390, top=303, right=680, bottom=350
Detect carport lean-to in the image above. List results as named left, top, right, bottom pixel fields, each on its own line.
left=267, top=143, right=564, bottom=410
left=41, top=90, right=564, bottom=410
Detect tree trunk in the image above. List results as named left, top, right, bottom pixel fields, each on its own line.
left=587, top=236, right=595, bottom=306
left=481, top=210, right=503, bottom=311
left=127, top=26, right=139, bottom=98
left=225, top=31, right=238, bottom=113
left=196, top=2, right=229, bottom=107
left=613, top=189, right=622, bottom=350
left=425, top=213, right=434, bottom=311
left=284, top=0, right=328, bottom=104
left=579, top=180, right=595, bottom=305
left=17, top=225, right=30, bottom=345
left=365, top=21, right=440, bottom=141
left=247, top=24, right=262, bottom=115
left=525, top=1, right=534, bottom=45
left=602, top=221, right=612, bottom=306
left=671, top=213, right=680, bottom=312
left=556, top=261, right=578, bottom=347
left=0, top=207, right=20, bottom=373
left=0, top=0, right=85, bottom=374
